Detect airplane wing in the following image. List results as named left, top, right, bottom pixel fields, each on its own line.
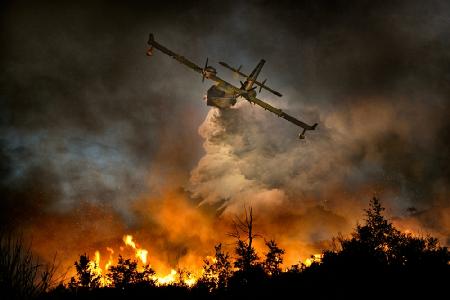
left=147, top=33, right=204, bottom=74
left=244, top=93, right=318, bottom=136
left=147, top=33, right=241, bottom=95
left=147, top=33, right=238, bottom=90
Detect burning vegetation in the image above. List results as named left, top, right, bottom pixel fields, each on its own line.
left=3, top=198, right=447, bottom=299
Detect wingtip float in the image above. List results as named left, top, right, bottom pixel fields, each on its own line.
left=146, top=33, right=318, bottom=140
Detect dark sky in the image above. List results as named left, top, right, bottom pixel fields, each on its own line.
left=1, top=0, right=449, bottom=267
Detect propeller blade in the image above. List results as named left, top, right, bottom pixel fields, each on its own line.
left=234, top=65, right=242, bottom=79
left=202, top=57, right=208, bottom=83
left=259, top=79, right=267, bottom=93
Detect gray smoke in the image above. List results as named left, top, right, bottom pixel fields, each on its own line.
left=1, top=0, right=449, bottom=255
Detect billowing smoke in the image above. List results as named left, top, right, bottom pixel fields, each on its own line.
left=1, top=0, right=449, bottom=276
left=189, top=90, right=450, bottom=232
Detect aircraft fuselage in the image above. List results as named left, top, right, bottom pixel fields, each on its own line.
left=206, top=83, right=237, bottom=108
left=206, top=82, right=257, bottom=109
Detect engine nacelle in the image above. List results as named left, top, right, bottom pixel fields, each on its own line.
left=203, top=66, right=217, bottom=79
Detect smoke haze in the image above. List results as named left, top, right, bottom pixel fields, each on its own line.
left=1, top=0, right=449, bottom=274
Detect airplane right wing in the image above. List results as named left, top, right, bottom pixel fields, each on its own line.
left=245, top=94, right=317, bottom=138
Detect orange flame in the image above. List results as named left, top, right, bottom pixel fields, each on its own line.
left=156, top=269, right=177, bottom=285
left=123, top=234, right=148, bottom=265
left=89, top=234, right=200, bottom=286
left=304, top=253, right=323, bottom=267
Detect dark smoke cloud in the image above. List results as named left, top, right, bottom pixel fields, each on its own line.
left=1, top=0, right=449, bottom=268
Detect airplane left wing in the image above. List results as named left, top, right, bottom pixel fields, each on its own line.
left=147, top=33, right=240, bottom=91
left=147, top=33, right=204, bottom=75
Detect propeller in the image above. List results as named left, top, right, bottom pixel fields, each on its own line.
left=202, top=57, right=209, bottom=82
left=259, top=79, right=267, bottom=93
left=233, top=65, right=242, bottom=79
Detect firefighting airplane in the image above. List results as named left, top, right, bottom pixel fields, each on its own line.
left=146, top=34, right=318, bottom=139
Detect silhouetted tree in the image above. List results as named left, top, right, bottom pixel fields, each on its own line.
left=391, top=231, right=449, bottom=270
left=234, top=240, right=259, bottom=271
left=229, top=206, right=260, bottom=272
left=286, top=263, right=302, bottom=274
left=315, top=197, right=450, bottom=298
left=337, top=197, right=449, bottom=268
left=107, top=255, right=155, bottom=289
left=318, top=198, right=407, bottom=270
left=263, top=240, right=285, bottom=276
left=227, top=206, right=267, bottom=294
left=198, top=243, right=233, bottom=292
left=355, top=197, right=401, bottom=263
left=69, top=254, right=100, bottom=290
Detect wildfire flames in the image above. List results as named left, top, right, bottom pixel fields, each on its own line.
left=123, top=235, right=148, bottom=265
left=304, top=254, right=323, bottom=267
left=82, top=233, right=323, bottom=287
left=86, top=234, right=199, bottom=286
left=26, top=187, right=440, bottom=288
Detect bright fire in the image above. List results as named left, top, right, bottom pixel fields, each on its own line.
left=88, top=234, right=199, bottom=286
left=304, top=254, right=323, bottom=267
left=156, top=269, right=177, bottom=285
left=123, top=235, right=148, bottom=265
left=86, top=234, right=325, bottom=287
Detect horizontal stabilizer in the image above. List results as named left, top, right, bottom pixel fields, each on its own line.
left=219, top=61, right=283, bottom=97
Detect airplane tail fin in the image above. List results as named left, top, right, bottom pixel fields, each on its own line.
left=242, top=59, right=265, bottom=91
left=219, top=61, right=283, bottom=97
